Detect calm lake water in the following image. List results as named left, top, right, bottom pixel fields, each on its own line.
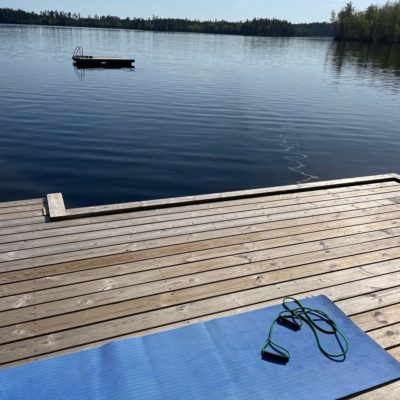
left=0, top=24, right=399, bottom=207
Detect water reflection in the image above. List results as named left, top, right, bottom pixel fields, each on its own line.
left=73, top=65, right=134, bottom=81
left=73, top=66, right=85, bottom=81
left=1, top=26, right=399, bottom=206
left=327, top=41, right=400, bottom=90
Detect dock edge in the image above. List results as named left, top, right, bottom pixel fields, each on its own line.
left=47, top=173, right=400, bottom=221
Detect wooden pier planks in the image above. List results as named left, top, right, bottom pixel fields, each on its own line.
left=1, top=174, right=400, bottom=398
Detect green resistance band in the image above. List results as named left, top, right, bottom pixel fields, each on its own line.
left=261, top=297, right=349, bottom=363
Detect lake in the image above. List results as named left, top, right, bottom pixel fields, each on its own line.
left=0, top=24, right=399, bottom=207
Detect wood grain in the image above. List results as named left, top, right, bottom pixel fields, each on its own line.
left=0, top=176, right=399, bottom=397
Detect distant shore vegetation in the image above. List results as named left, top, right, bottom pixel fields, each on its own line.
left=332, top=1, right=400, bottom=42
left=0, top=8, right=333, bottom=37
left=2, top=4, right=399, bottom=42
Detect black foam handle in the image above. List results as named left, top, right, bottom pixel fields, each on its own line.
left=261, top=350, right=289, bottom=362
left=278, top=316, right=301, bottom=331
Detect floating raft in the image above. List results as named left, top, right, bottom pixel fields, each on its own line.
left=72, top=46, right=134, bottom=68
left=1, top=174, right=400, bottom=397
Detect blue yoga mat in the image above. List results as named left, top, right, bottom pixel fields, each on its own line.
left=1, top=295, right=399, bottom=399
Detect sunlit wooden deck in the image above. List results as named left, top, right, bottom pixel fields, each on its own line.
left=1, top=174, right=400, bottom=398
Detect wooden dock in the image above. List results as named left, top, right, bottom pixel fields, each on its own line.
left=1, top=174, right=400, bottom=397
left=73, top=56, right=135, bottom=68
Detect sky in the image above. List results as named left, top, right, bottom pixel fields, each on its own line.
left=1, top=0, right=390, bottom=23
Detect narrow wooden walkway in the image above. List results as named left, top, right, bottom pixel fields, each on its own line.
left=1, top=174, right=400, bottom=398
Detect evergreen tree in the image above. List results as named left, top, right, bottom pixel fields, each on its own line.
left=332, top=1, right=400, bottom=42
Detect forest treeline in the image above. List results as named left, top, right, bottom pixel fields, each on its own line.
left=332, top=1, right=400, bottom=42
left=0, top=8, right=333, bottom=37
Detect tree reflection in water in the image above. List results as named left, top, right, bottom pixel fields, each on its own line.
left=326, top=41, right=400, bottom=92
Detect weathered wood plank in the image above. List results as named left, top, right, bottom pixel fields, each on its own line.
left=337, top=287, right=400, bottom=316
left=369, top=322, right=400, bottom=349
left=2, top=237, right=400, bottom=315
left=61, top=174, right=400, bottom=220
left=0, top=265, right=399, bottom=365
left=1, top=196, right=399, bottom=267
left=0, top=216, right=47, bottom=230
left=0, top=198, right=44, bottom=209
left=389, top=346, right=400, bottom=359
left=3, top=218, right=400, bottom=299
left=352, top=303, right=400, bottom=331
left=2, top=183, right=398, bottom=243
left=0, top=184, right=394, bottom=244
left=2, top=188, right=400, bottom=254
left=1, top=202, right=399, bottom=284
left=0, top=203, right=45, bottom=215
left=0, top=261, right=398, bottom=347
left=46, top=193, right=66, bottom=220
left=1, top=195, right=392, bottom=241
left=1, top=199, right=400, bottom=260
left=0, top=209, right=45, bottom=221
left=143, top=276, right=400, bottom=339
left=1, top=239, right=398, bottom=323
left=60, top=187, right=400, bottom=225
left=1, top=182, right=395, bottom=238
left=2, top=214, right=400, bottom=284
left=0, top=271, right=398, bottom=369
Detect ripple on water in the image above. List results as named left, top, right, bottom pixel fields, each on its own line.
left=0, top=25, right=399, bottom=205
